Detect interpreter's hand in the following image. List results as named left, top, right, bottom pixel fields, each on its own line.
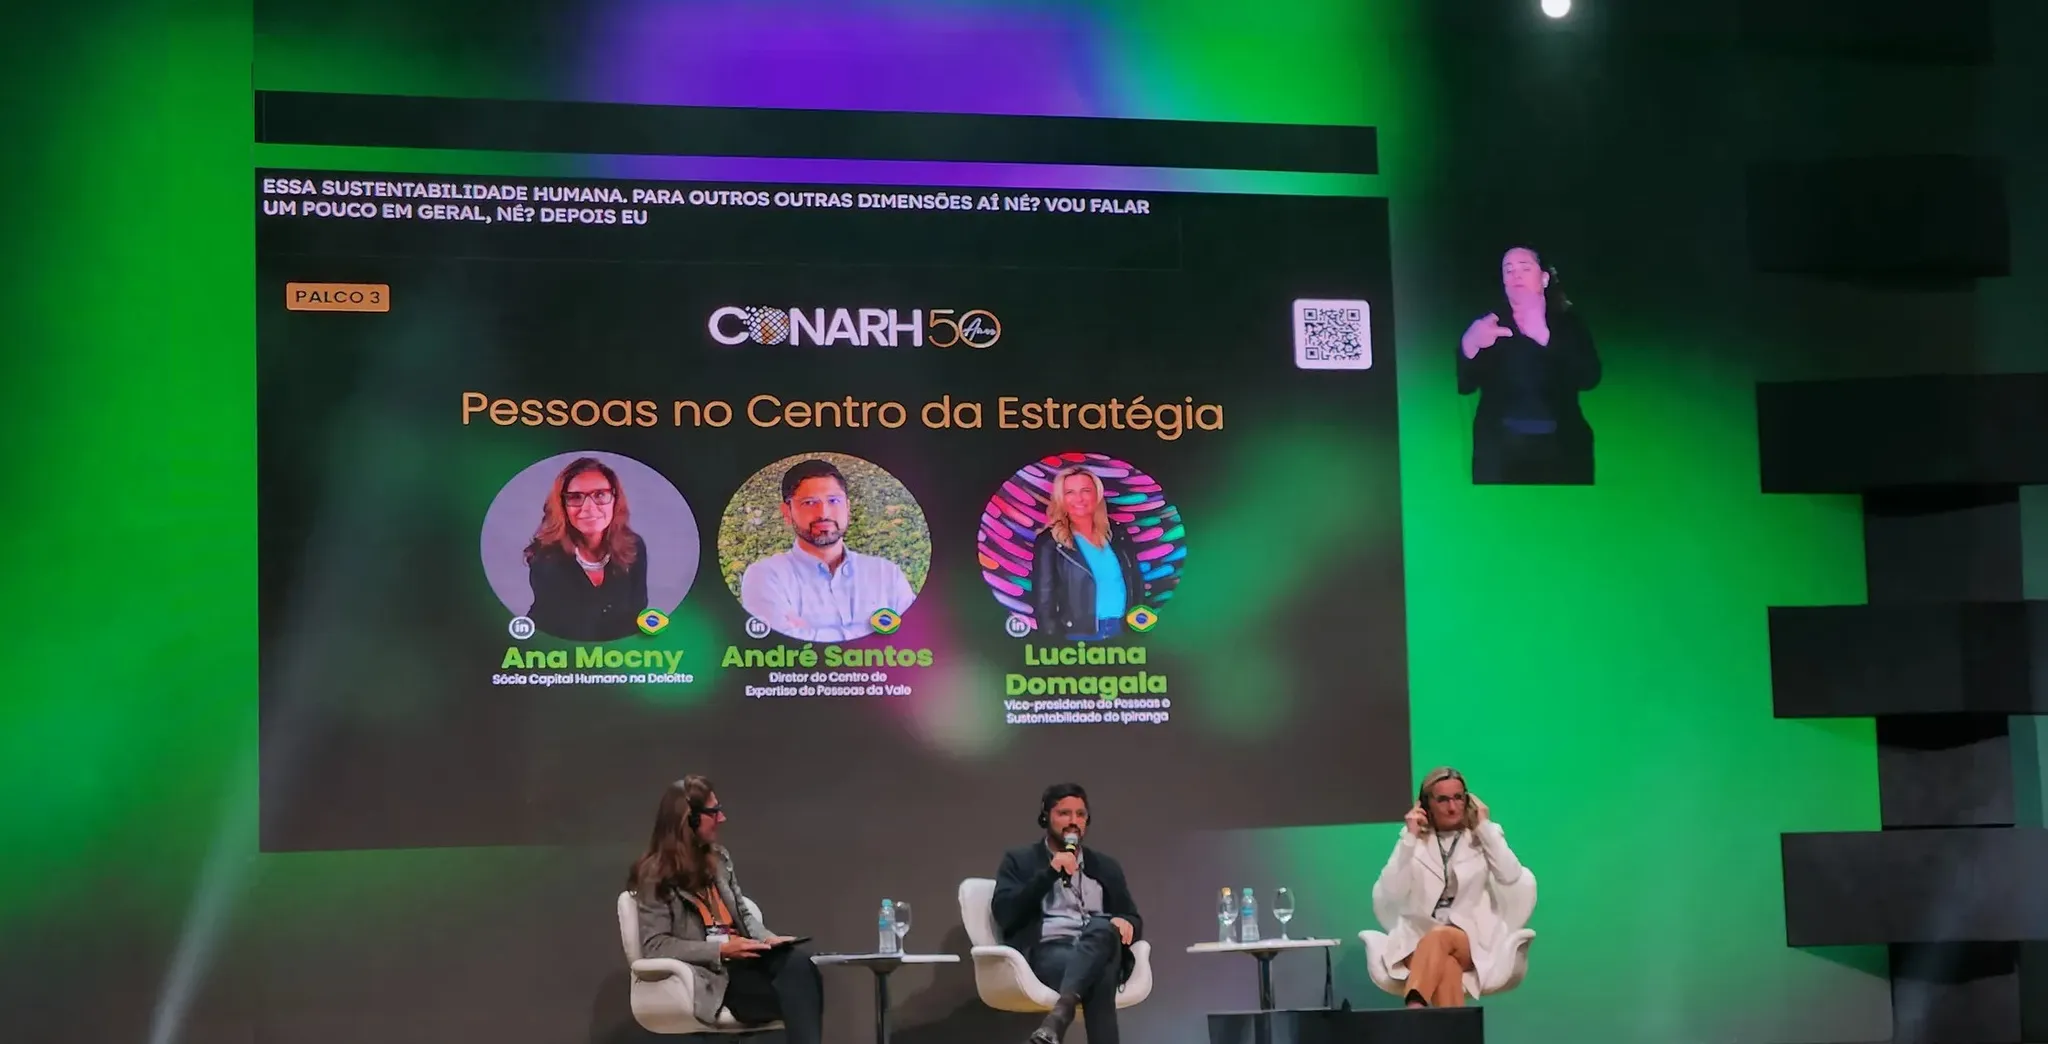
left=1404, top=803, right=1430, bottom=838
left=1461, top=313, right=1514, bottom=359
left=1110, top=917, right=1135, bottom=946
left=720, top=936, right=771, bottom=960
left=1469, top=794, right=1490, bottom=826
left=1050, top=851, right=1080, bottom=877
left=767, top=935, right=798, bottom=946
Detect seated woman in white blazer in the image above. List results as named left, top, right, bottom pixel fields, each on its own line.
left=1370, top=766, right=1526, bottom=1008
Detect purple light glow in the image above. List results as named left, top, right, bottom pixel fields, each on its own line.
left=567, top=1, right=1376, bottom=196
left=581, top=0, right=1109, bottom=116
left=576, top=151, right=1264, bottom=192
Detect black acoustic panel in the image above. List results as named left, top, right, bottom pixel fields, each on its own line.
left=1207, top=1008, right=1483, bottom=1044
left=1739, top=0, right=1993, bottom=65
left=1889, top=942, right=2022, bottom=1043
left=1782, top=828, right=2048, bottom=946
left=1745, top=156, right=2008, bottom=280
left=1768, top=602, right=2044, bottom=717
left=253, top=91, right=1380, bottom=175
left=1756, top=374, right=2048, bottom=493
left=2024, top=942, right=2048, bottom=1040
left=1877, top=716, right=2015, bottom=827
left=1864, top=488, right=2025, bottom=604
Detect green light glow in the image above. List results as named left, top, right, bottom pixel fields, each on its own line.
left=0, top=6, right=255, bottom=927
left=1146, top=412, right=1401, bottom=738
left=1376, top=320, right=1883, bottom=1040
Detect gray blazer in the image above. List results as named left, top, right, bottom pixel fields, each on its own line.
left=634, top=845, right=775, bottom=1025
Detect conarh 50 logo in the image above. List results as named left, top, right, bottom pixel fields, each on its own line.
left=706, top=306, right=1001, bottom=349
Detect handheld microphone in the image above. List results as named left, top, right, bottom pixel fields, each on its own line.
left=1057, top=832, right=1079, bottom=879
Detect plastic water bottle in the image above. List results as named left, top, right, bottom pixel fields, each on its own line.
left=879, top=899, right=899, bottom=954
left=1239, top=888, right=1260, bottom=943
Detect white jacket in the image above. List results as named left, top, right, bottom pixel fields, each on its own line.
left=1370, top=820, right=1526, bottom=993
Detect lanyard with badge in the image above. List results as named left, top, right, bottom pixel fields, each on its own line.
left=1432, top=832, right=1460, bottom=913
left=690, top=888, right=736, bottom=944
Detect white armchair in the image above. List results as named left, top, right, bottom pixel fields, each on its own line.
left=957, top=877, right=1153, bottom=1013
left=1358, top=869, right=1537, bottom=1001
left=616, top=891, right=783, bottom=1035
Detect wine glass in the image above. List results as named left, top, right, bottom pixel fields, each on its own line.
left=1217, top=887, right=1239, bottom=944
left=892, top=900, right=913, bottom=949
left=1273, top=888, right=1296, bottom=940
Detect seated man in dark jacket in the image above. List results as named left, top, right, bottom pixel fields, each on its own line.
left=993, top=783, right=1144, bottom=1044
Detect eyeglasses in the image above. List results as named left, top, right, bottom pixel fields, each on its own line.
left=792, top=495, right=846, bottom=510
left=1429, top=792, right=1468, bottom=805
left=564, top=489, right=615, bottom=507
left=698, top=805, right=725, bottom=819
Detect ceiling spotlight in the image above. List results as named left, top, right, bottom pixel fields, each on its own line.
left=1541, top=0, right=1571, bottom=17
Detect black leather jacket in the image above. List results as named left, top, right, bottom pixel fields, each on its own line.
left=1028, top=528, right=1145, bottom=641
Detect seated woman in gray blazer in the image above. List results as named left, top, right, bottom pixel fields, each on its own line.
left=629, top=775, right=822, bottom=1042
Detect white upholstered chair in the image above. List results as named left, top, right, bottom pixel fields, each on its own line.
left=1358, top=869, right=1537, bottom=1001
left=957, top=877, right=1153, bottom=1013
left=616, top=891, right=783, bottom=1035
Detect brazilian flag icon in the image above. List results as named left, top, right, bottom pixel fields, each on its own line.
left=1124, top=605, right=1158, bottom=632
left=638, top=609, right=671, bottom=635
left=869, top=608, right=902, bottom=635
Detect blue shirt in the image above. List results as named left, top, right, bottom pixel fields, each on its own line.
left=1074, top=535, right=1127, bottom=622
left=739, top=543, right=917, bottom=642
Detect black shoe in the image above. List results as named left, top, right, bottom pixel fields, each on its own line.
left=1027, top=996, right=1078, bottom=1044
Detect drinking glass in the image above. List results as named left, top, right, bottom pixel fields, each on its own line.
left=893, top=900, right=913, bottom=947
left=1217, top=888, right=1238, bottom=944
left=1274, top=888, right=1296, bottom=940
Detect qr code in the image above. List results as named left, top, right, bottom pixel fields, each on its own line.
left=1292, top=298, right=1372, bottom=370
